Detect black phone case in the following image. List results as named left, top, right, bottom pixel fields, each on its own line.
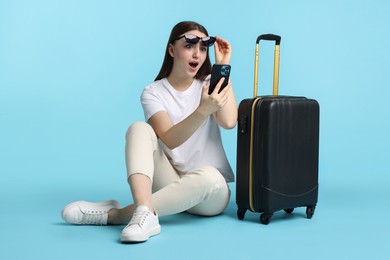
left=208, top=64, right=231, bottom=94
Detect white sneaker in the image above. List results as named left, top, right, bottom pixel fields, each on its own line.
left=120, top=205, right=161, bottom=242
left=61, top=200, right=120, bottom=225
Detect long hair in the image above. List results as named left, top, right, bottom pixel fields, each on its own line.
left=154, top=21, right=212, bottom=81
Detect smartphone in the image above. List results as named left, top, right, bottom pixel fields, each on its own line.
left=208, top=64, right=231, bottom=95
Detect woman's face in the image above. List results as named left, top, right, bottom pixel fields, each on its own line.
left=169, top=30, right=209, bottom=79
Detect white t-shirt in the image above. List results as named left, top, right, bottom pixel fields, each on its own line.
left=141, top=77, right=234, bottom=182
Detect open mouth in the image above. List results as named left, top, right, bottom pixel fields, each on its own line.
left=189, top=62, right=198, bottom=69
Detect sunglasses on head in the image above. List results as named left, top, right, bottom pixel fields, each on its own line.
left=171, top=34, right=216, bottom=47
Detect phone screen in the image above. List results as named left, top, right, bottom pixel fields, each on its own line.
left=208, top=64, right=231, bottom=95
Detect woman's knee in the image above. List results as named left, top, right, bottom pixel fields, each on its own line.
left=187, top=186, right=230, bottom=217
left=190, top=166, right=227, bottom=187
left=186, top=166, right=228, bottom=201
left=125, top=121, right=159, bottom=180
left=125, top=121, right=156, bottom=141
left=186, top=167, right=230, bottom=216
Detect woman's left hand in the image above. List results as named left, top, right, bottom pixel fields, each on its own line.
left=214, top=36, right=232, bottom=64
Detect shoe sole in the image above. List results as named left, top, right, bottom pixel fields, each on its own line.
left=61, top=200, right=121, bottom=223
left=120, top=225, right=161, bottom=243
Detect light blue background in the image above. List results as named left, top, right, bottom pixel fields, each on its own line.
left=1, top=0, right=389, bottom=259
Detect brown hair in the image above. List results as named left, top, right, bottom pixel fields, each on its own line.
left=154, top=21, right=212, bottom=81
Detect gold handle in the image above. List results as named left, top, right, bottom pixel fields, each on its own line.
left=273, top=45, right=280, bottom=96
left=253, top=35, right=281, bottom=97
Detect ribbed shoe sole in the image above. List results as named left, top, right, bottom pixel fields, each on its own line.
left=120, top=225, right=161, bottom=243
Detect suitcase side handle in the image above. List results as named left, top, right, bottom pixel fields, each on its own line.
left=254, top=34, right=281, bottom=97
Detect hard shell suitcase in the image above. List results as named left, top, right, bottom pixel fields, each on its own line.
left=236, top=34, right=320, bottom=224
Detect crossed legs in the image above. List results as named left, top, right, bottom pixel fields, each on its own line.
left=108, top=122, right=230, bottom=224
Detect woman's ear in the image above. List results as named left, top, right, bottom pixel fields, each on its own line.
left=168, top=44, right=174, bottom=58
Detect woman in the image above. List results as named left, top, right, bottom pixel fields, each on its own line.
left=61, top=21, right=237, bottom=243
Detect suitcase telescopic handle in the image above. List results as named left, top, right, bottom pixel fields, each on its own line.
left=256, top=34, right=281, bottom=45
left=254, top=34, right=281, bottom=97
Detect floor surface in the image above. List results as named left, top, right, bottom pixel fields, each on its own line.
left=2, top=176, right=388, bottom=260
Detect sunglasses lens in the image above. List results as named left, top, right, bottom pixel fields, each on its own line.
left=184, top=34, right=200, bottom=44
left=181, top=34, right=215, bottom=47
left=202, top=36, right=216, bottom=47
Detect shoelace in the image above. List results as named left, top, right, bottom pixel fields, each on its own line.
left=82, top=210, right=107, bottom=225
left=128, top=210, right=149, bottom=227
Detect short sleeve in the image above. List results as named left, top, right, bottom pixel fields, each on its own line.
left=140, top=86, right=165, bottom=121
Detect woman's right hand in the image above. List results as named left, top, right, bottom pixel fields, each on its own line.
left=149, top=78, right=231, bottom=150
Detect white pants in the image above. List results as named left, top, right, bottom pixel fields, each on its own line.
left=125, top=122, right=231, bottom=217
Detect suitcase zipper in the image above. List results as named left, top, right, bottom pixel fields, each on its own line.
left=249, top=97, right=261, bottom=212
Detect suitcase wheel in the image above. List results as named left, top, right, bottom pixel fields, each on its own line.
left=306, top=205, right=316, bottom=219
left=284, top=208, right=294, bottom=214
left=260, top=212, right=273, bottom=225
left=237, top=208, right=247, bottom=220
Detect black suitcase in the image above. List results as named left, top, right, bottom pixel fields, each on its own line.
left=236, top=34, right=320, bottom=224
